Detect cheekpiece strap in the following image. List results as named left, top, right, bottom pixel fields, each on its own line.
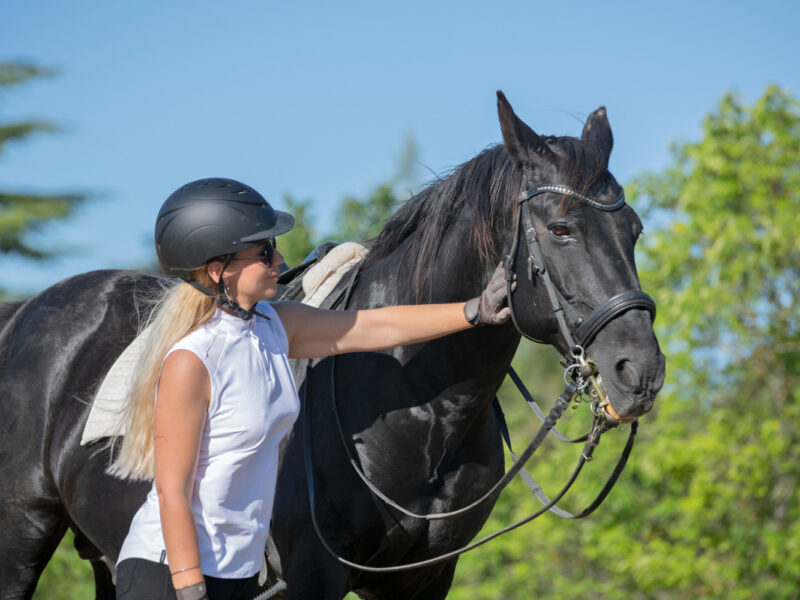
left=519, top=183, right=626, bottom=212
left=184, top=277, right=269, bottom=321
left=186, top=278, right=222, bottom=299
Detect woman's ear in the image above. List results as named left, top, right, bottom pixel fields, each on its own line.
left=207, top=260, right=223, bottom=284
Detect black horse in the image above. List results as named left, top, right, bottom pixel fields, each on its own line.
left=0, top=93, right=664, bottom=599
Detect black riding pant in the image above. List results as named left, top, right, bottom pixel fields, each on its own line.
left=116, top=558, right=259, bottom=600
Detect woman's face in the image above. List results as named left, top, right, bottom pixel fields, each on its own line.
left=207, top=241, right=285, bottom=310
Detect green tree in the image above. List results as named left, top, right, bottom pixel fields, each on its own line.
left=0, top=61, right=85, bottom=299
left=334, top=182, right=401, bottom=242
left=332, top=136, right=417, bottom=243
left=616, top=84, right=800, bottom=598
left=449, top=85, right=800, bottom=599
left=277, top=194, right=318, bottom=268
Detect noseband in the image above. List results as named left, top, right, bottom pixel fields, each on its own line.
left=506, top=180, right=656, bottom=352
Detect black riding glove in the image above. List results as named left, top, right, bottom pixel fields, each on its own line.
left=464, top=262, right=514, bottom=326
left=176, top=582, right=209, bottom=600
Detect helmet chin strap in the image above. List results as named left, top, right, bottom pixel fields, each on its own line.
left=185, top=255, right=269, bottom=321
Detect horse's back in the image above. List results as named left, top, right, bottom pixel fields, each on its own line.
left=0, top=270, right=163, bottom=597
left=0, top=299, right=25, bottom=334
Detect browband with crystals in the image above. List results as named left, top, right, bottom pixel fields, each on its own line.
left=519, top=183, right=626, bottom=212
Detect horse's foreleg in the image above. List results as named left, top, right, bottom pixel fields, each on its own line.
left=0, top=498, right=69, bottom=600
left=73, top=528, right=116, bottom=600
left=88, top=559, right=116, bottom=600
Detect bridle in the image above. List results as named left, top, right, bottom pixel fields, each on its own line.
left=506, top=179, right=657, bottom=419
left=301, top=179, right=658, bottom=573
left=507, top=180, right=655, bottom=351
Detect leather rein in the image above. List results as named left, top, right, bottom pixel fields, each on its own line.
left=302, top=181, right=656, bottom=572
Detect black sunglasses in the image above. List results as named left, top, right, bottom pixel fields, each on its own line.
left=228, top=238, right=277, bottom=266
left=259, top=237, right=278, bottom=266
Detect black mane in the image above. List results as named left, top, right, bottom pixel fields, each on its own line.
left=361, top=135, right=609, bottom=297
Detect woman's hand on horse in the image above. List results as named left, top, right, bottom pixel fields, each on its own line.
left=463, top=262, right=516, bottom=326
left=274, top=301, right=472, bottom=358
left=274, top=263, right=514, bottom=358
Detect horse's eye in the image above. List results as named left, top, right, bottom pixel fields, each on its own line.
left=549, top=224, right=570, bottom=237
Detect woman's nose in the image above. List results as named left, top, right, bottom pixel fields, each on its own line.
left=272, top=248, right=285, bottom=267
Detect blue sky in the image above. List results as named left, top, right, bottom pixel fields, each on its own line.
left=2, top=1, right=798, bottom=295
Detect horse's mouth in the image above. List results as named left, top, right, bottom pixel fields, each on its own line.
left=603, top=393, right=637, bottom=423
left=585, top=371, right=646, bottom=423
left=601, top=376, right=657, bottom=422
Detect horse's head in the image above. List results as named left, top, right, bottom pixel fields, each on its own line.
left=496, top=91, right=665, bottom=420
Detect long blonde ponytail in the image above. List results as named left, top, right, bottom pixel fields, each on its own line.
left=107, top=269, right=218, bottom=480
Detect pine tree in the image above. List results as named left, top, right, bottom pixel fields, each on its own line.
left=0, top=61, right=86, bottom=298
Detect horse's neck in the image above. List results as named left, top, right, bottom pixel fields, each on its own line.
left=355, top=216, right=520, bottom=417
left=366, top=220, right=491, bottom=305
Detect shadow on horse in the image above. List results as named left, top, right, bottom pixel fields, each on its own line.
left=0, top=92, right=664, bottom=599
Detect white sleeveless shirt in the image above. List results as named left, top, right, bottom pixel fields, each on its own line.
left=117, top=302, right=300, bottom=578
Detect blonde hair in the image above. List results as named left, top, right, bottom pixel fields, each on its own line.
left=107, top=268, right=218, bottom=480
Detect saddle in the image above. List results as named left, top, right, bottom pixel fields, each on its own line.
left=276, top=241, right=367, bottom=306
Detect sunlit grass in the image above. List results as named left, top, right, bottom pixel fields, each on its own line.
left=33, top=530, right=94, bottom=599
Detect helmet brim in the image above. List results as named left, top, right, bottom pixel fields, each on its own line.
left=239, top=210, right=295, bottom=243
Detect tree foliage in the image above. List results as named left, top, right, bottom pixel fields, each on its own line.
left=277, top=194, right=318, bottom=268
left=0, top=61, right=85, bottom=299
left=333, top=136, right=416, bottom=243
left=334, top=182, right=401, bottom=243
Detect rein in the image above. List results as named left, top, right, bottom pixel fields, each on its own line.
left=304, top=372, right=638, bottom=573
left=301, top=180, right=656, bottom=572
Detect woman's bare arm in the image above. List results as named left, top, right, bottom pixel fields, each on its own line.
left=274, top=262, right=511, bottom=359
left=153, top=350, right=209, bottom=589
left=274, top=301, right=472, bottom=359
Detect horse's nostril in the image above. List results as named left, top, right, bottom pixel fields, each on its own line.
left=615, top=358, right=643, bottom=394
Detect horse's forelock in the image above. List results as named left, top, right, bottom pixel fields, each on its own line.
left=546, top=136, right=610, bottom=197
left=362, top=135, right=610, bottom=300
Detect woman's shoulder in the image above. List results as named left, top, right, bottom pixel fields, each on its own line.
left=161, top=348, right=208, bottom=379
left=254, top=301, right=289, bottom=350
left=255, top=301, right=283, bottom=325
left=167, top=311, right=231, bottom=371
left=173, top=316, right=219, bottom=350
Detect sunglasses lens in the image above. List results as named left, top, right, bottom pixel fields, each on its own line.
left=263, top=238, right=276, bottom=265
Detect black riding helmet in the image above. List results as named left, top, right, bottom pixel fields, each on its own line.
left=155, top=177, right=294, bottom=279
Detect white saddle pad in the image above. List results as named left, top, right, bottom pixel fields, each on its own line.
left=301, top=242, right=367, bottom=307
left=80, top=243, right=367, bottom=446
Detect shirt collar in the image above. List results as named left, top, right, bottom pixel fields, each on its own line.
left=209, top=307, right=251, bottom=334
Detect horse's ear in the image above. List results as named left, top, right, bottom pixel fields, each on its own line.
left=497, top=91, right=553, bottom=165
left=581, top=107, right=613, bottom=164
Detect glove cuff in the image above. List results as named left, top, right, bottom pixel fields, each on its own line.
left=176, top=582, right=208, bottom=600
left=464, top=297, right=483, bottom=327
